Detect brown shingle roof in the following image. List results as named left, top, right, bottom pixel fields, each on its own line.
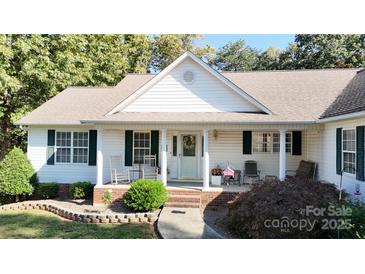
left=17, top=74, right=154, bottom=125
left=320, top=70, right=365, bottom=119
left=17, top=69, right=361, bottom=125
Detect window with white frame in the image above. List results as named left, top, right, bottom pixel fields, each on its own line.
left=133, top=132, right=151, bottom=164
left=55, top=131, right=88, bottom=164
left=343, top=129, right=356, bottom=174
left=73, top=132, right=89, bottom=163
left=253, top=132, right=292, bottom=153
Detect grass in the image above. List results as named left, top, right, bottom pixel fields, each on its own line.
left=0, top=210, right=157, bottom=239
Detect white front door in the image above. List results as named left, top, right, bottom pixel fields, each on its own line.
left=181, top=134, right=198, bottom=178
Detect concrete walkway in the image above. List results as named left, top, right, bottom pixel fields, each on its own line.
left=157, top=207, right=223, bottom=239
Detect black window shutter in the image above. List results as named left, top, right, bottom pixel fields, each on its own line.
left=292, top=131, right=302, bottom=155
left=242, top=131, right=252, bottom=155
left=151, top=130, right=159, bottom=165
left=47, top=130, right=55, bottom=165
left=356, top=126, right=364, bottom=181
left=125, top=130, right=133, bottom=166
left=336, top=128, right=342, bottom=175
left=88, top=130, right=97, bottom=166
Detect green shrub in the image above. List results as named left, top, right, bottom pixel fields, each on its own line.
left=69, top=181, right=93, bottom=199
left=124, top=179, right=168, bottom=212
left=0, top=147, right=36, bottom=200
left=339, top=201, right=365, bottom=239
left=102, top=190, right=113, bottom=204
left=227, top=177, right=342, bottom=239
left=35, top=182, right=59, bottom=199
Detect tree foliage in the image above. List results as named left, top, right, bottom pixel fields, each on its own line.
left=293, top=34, right=365, bottom=69
left=151, top=34, right=215, bottom=70
left=213, top=39, right=259, bottom=71
left=1, top=34, right=365, bottom=161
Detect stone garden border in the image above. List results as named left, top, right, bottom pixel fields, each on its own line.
left=0, top=201, right=158, bottom=224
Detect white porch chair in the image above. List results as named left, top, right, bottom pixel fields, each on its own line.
left=109, top=155, right=130, bottom=184
left=142, top=154, right=158, bottom=180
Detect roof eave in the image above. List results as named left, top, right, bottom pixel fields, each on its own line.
left=318, top=110, right=365, bottom=123
left=80, top=119, right=316, bottom=125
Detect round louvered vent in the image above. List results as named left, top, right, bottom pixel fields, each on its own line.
left=183, top=70, right=194, bottom=84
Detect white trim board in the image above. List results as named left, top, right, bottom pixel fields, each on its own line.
left=106, top=51, right=272, bottom=115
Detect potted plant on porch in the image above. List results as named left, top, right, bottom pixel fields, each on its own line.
left=211, top=166, right=223, bottom=186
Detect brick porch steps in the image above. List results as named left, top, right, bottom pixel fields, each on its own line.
left=166, top=188, right=201, bottom=208
left=168, top=194, right=201, bottom=203
left=164, top=202, right=200, bottom=208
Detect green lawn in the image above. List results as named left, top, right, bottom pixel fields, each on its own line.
left=0, top=210, right=157, bottom=239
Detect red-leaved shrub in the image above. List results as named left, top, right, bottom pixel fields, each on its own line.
left=227, top=178, right=343, bottom=239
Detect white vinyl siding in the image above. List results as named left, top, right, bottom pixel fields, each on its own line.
left=27, top=126, right=312, bottom=184
left=27, top=127, right=96, bottom=184
left=208, top=130, right=303, bottom=178
left=123, top=58, right=261, bottom=113
left=315, top=117, right=365, bottom=201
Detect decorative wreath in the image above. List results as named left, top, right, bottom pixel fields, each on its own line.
left=183, top=136, right=195, bottom=150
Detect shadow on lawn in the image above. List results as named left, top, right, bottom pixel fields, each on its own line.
left=0, top=210, right=156, bottom=239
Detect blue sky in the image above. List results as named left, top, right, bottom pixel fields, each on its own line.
left=200, top=34, right=295, bottom=51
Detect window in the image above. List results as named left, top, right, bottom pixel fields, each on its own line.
left=73, top=132, right=88, bottom=163
left=253, top=132, right=292, bottom=153
left=55, top=131, right=88, bottom=164
left=343, top=129, right=356, bottom=174
left=172, top=136, right=177, bottom=156
left=133, top=132, right=150, bottom=164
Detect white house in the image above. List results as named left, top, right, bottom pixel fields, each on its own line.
left=17, top=51, right=365, bottom=203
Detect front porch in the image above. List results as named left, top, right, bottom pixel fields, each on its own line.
left=94, top=123, right=321, bottom=194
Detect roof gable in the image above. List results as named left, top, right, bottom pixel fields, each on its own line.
left=107, top=51, right=272, bottom=115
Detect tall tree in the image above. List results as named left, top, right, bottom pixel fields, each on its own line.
left=255, top=46, right=282, bottom=70
left=124, top=34, right=153, bottom=73
left=213, top=39, right=259, bottom=71
left=294, top=34, right=365, bottom=69
left=151, top=34, right=214, bottom=71
left=278, top=42, right=298, bottom=70
left=0, top=34, right=151, bottom=159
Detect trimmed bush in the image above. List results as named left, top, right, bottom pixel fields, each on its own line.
left=124, top=179, right=168, bottom=212
left=69, top=181, right=93, bottom=199
left=35, top=182, right=59, bottom=199
left=227, top=177, right=342, bottom=239
left=0, top=147, right=36, bottom=200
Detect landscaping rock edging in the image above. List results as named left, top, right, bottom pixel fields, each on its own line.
left=0, top=201, right=158, bottom=224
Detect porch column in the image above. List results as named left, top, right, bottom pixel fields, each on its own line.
left=279, top=129, right=286, bottom=181
left=96, top=127, right=103, bottom=186
left=203, top=129, right=210, bottom=191
left=161, top=128, right=167, bottom=186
